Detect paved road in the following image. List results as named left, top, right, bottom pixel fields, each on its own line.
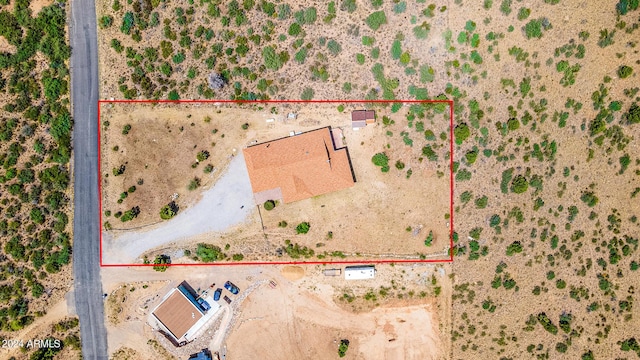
left=102, top=153, right=255, bottom=264
left=69, top=0, right=108, bottom=357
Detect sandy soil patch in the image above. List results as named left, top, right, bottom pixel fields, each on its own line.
left=29, top=0, right=52, bottom=14
left=281, top=265, right=305, bottom=280
left=0, top=36, right=16, bottom=53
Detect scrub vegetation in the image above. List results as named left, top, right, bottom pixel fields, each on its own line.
left=0, top=0, right=75, bottom=346
left=97, top=0, right=640, bottom=358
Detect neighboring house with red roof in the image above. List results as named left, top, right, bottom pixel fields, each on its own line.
left=243, top=127, right=356, bottom=204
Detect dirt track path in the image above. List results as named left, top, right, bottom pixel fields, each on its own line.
left=102, top=153, right=255, bottom=264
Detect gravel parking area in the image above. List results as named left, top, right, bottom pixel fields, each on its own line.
left=102, top=153, right=254, bottom=264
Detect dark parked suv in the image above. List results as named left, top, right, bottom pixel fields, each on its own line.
left=213, top=288, right=222, bottom=301
left=224, top=281, right=239, bottom=295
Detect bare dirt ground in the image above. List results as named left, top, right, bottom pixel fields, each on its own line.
left=101, top=102, right=451, bottom=263
left=28, top=0, right=52, bottom=14
left=101, top=263, right=449, bottom=360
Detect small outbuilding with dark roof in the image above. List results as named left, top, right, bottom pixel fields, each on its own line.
left=351, top=110, right=375, bottom=129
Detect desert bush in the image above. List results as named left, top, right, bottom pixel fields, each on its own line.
left=300, top=87, right=314, bottom=100
left=327, top=40, right=341, bottom=55
left=262, top=46, right=287, bottom=70
left=188, top=177, right=201, bottom=190
left=597, top=29, right=616, bottom=48
left=511, top=175, right=528, bottom=193
left=475, top=196, right=488, bottom=209
left=296, top=222, right=311, bottom=234
left=424, top=231, right=434, bottom=246
left=523, top=18, right=543, bottom=39
left=111, top=39, right=124, bottom=53
left=454, top=123, right=470, bottom=144
left=159, top=201, right=179, bottom=220
left=338, top=339, right=350, bottom=357
left=168, top=90, right=179, bottom=100
left=506, top=241, right=523, bottom=255
left=294, top=48, right=307, bottom=64
left=196, top=243, right=225, bottom=262
left=232, top=253, right=244, bottom=261
left=121, top=12, right=134, bottom=35
left=263, top=200, right=276, bottom=210
left=500, top=0, right=512, bottom=15
left=580, top=191, right=599, bottom=207
left=537, top=313, right=558, bottom=334
left=153, top=255, right=170, bottom=271
left=340, top=0, right=357, bottom=13
left=99, top=15, right=114, bottom=28
left=618, top=65, right=633, bottom=78
left=391, top=40, right=402, bottom=59
left=517, top=7, right=530, bottom=20
left=288, top=23, right=301, bottom=36
left=372, top=152, right=389, bottom=169
left=624, top=103, right=640, bottom=124
left=421, top=145, right=437, bottom=161
left=120, top=206, right=140, bottom=222
left=365, top=11, right=387, bottom=31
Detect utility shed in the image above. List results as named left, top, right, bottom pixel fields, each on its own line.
left=323, top=268, right=342, bottom=276
left=344, top=265, right=375, bottom=280
left=351, top=110, right=375, bottom=129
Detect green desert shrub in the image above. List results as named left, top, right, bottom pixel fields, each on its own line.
left=263, top=200, right=276, bottom=210
left=338, top=339, right=350, bottom=357
left=511, top=175, right=528, bottom=193
left=160, top=201, right=179, bottom=220
left=296, top=222, right=311, bottom=234
left=196, top=243, right=225, bottom=262
left=454, top=123, right=470, bottom=144
left=365, top=11, right=387, bottom=31
left=300, top=87, right=314, bottom=100
left=372, top=152, right=389, bottom=167
left=618, top=65, right=633, bottom=78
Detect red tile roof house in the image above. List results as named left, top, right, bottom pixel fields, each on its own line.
left=351, top=110, right=375, bottom=130
left=243, top=127, right=356, bottom=205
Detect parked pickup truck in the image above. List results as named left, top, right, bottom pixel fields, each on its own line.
left=223, top=295, right=232, bottom=304
left=224, top=281, right=240, bottom=295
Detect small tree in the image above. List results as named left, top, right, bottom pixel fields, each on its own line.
left=296, top=222, right=311, bottom=234
left=618, top=65, right=633, bottom=79
left=196, top=150, right=210, bottom=162
left=453, top=123, right=470, bottom=144
left=424, top=231, right=434, bottom=246
left=153, top=255, right=170, bottom=271
left=338, top=339, right=350, bottom=357
left=301, top=87, right=315, bottom=100
left=160, top=201, right=179, bottom=220
left=120, top=206, right=140, bottom=222
left=511, top=175, right=528, bottom=193
left=188, top=177, right=201, bottom=190
left=264, top=200, right=276, bottom=210
left=232, top=253, right=244, bottom=261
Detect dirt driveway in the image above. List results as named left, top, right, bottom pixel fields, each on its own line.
left=102, top=153, right=254, bottom=264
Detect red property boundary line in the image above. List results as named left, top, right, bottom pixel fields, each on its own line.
left=97, top=99, right=455, bottom=267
